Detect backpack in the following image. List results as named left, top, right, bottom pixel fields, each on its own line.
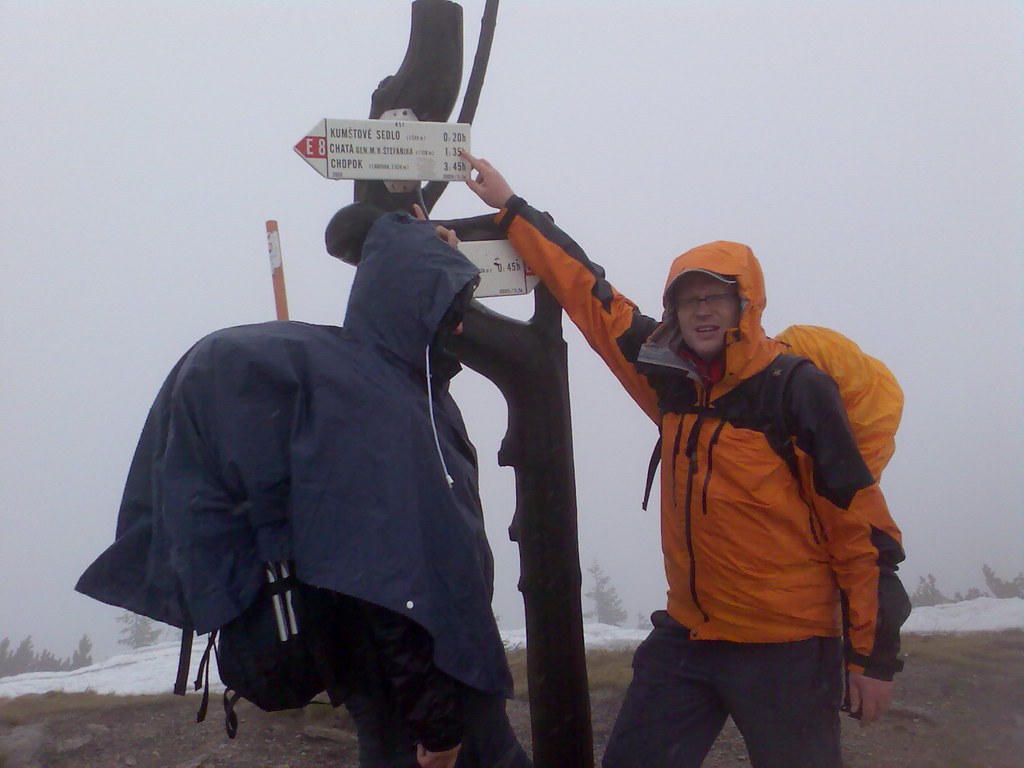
left=775, top=325, right=902, bottom=481
left=641, top=325, right=903, bottom=508
left=175, top=562, right=336, bottom=738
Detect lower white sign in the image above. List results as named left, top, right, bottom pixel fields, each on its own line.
left=459, top=240, right=539, bottom=298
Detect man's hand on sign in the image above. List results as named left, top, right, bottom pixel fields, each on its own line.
left=412, top=204, right=459, bottom=248
left=462, top=152, right=515, bottom=210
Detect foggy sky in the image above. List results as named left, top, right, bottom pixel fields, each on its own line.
left=2, top=0, right=1021, bottom=661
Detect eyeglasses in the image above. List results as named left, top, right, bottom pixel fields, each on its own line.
left=676, top=292, right=740, bottom=311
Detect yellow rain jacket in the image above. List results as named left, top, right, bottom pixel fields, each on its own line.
left=496, top=197, right=909, bottom=679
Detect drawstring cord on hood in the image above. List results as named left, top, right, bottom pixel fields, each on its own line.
left=425, top=346, right=455, bottom=489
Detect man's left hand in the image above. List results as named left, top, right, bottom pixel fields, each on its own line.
left=848, top=672, right=894, bottom=725
left=417, top=742, right=461, bottom=768
left=412, top=204, right=459, bottom=247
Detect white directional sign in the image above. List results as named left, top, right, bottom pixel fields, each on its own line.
left=459, top=240, right=539, bottom=298
left=295, top=119, right=471, bottom=181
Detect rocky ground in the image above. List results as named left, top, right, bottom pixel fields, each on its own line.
left=1, top=631, right=1021, bottom=768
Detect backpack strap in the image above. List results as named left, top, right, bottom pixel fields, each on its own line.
left=193, top=630, right=218, bottom=725
left=764, top=355, right=811, bottom=482
left=640, top=403, right=721, bottom=510
left=223, top=691, right=242, bottom=739
left=173, top=625, right=194, bottom=696
left=192, top=630, right=243, bottom=739
left=763, top=355, right=827, bottom=544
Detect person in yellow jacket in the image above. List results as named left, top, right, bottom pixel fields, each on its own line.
left=461, top=153, right=911, bottom=768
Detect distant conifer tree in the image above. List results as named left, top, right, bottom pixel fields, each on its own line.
left=0, top=636, right=82, bottom=676
left=70, top=634, right=94, bottom=669
left=982, top=565, right=1024, bottom=599
left=584, top=559, right=628, bottom=627
left=910, top=574, right=952, bottom=608
left=117, top=611, right=164, bottom=649
left=9, top=636, right=37, bottom=675
left=0, top=637, right=11, bottom=677
left=35, top=648, right=64, bottom=672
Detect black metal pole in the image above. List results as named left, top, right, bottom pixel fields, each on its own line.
left=451, top=292, right=594, bottom=768
left=422, top=0, right=500, bottom=211
left=350, top=3, right=594, bottom=764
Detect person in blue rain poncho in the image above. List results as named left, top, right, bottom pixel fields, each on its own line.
left=77, top=208, right=531, bottom=768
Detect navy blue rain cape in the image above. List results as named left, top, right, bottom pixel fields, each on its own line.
left=76, top=213, right=512, bottom=696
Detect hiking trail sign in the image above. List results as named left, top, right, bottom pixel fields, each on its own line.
left=296, top=115, right=536, bottom=298
left=460, top=240, right=540, bottom=297
left=295, top=118, right=472, bottom=181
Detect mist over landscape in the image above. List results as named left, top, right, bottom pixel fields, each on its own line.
left=1, top=1, right=1021, bottom=662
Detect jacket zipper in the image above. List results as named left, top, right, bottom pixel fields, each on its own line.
left=682, top=387, right=710, bottom=624
left=701, top=420, right=727, bottom=515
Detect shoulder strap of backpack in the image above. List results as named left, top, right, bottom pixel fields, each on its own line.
left=766, top=354, right=828, bottom=543
left=640, top=403, right=719, bottom=510
left=764, top=354, right=812, bottom=482
left=192, top=630, right=218, bottom=726
left=172, top=626, right=193, bottom=700
left=173, top=625, right=194, bottom=696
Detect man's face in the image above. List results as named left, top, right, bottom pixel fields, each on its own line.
left=673, top=272, right=742, bottom=361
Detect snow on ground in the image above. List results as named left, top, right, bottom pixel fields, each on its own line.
left=1, top=598, right=1020, bottom=700
left=501, top=622, right=650, bottom=652
left=901, top=596, right=1024, bottom=634
left=0, top=639, right=219, bottom=700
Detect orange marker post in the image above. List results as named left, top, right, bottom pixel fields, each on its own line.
left=265, top=220, right=290, bottom=321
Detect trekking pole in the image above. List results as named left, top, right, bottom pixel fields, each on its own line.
left=278, top=561, right=299, bottom=636
left=265, top=220, right=290, bottom=321
left=264, top=564, right=290, bottom=642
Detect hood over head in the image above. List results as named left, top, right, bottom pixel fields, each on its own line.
left=344, top=213, right=480, bottom=367
left=643, top=240, right=784, bottom=392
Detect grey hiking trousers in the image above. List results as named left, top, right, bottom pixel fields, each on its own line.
left=344, top=684, right=531, bottom=768
left=603, top=610, right=843, bottom=768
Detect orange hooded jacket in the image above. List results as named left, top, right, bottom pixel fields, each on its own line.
left=496, top=197, right=909, bottom=679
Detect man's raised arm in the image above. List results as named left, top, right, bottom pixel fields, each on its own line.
left=461, top=152, right=661, bottom=422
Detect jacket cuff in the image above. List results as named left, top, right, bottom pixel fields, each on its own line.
left=495, top=195, right=527, bottom=233
left=419, top=729, right=463, bottom=753
left=846, top=649, right=903, bottom=682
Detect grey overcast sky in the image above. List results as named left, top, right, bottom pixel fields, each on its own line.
left=2, top=0, right=1021, bottom=661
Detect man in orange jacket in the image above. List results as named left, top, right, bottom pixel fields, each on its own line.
left=461, top=153, right=910, bottom=768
